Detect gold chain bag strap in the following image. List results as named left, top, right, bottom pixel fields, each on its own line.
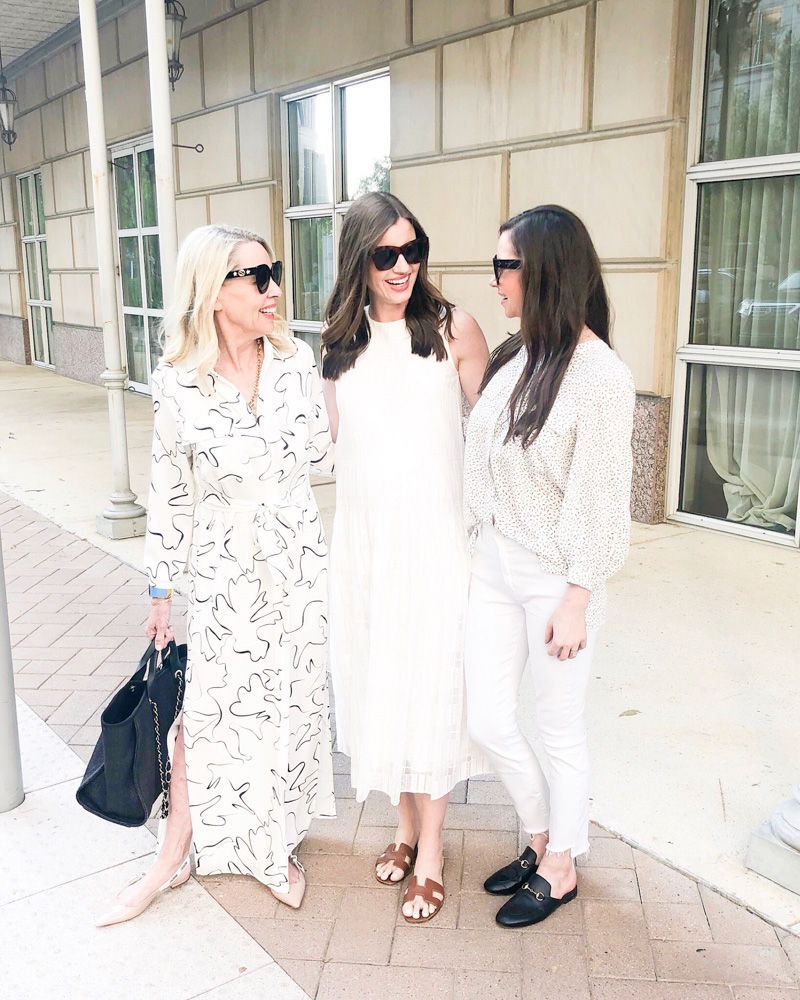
left=146, top=642, right=185, bottom=820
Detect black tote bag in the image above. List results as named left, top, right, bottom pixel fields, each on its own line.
left=76, top=639, right=186, bottom=827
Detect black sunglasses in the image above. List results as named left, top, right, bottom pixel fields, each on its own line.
left=370, top=237, right=429, bottom=271
left=225, top=261, right=283, bottom=292
left=492, top=257, right=522, bottom=282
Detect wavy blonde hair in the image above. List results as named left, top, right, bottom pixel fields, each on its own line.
left=161, top=224, right=290, bottom=381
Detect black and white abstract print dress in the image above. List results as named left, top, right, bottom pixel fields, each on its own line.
left=144, top=338, right=335, bottom=891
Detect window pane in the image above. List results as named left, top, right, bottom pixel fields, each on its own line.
left=288, top=91, right=333, bottom=206
left=691, top=176, right=800, bottom=350
left=20, top=177, right=34, bottom=238
left=25, top=243, right=40, bottom=302
left=702, top=0, right=800, bottom=161
left=114, top=155, right=137, bottom=229
left=119, top=237, right=142, bottom=307
left=44, top=307, right=54, bottom=361
left=680, top=363, right=799, bottom=535
left=291, top=216, right=334, bottom=322
left=30, top=306, right=45, bottom=363
left=143, top=234, right=163, bottom=309
left=138, top=148, right=158, bottom=228
left=34, top=173, right=46, bottom=234
left=40, top=242, right=51, bottom=302
left=148, top=316, right=163, bottom=371
left=292, top=329, right=321, bottom=367
left=342, top=75, right=390, bottom=201
left=125, top=313, right=147, bottom=385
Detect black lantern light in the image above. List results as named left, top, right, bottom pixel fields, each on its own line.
left=165, top=0, right=186, bottom=90
left=0, top=41, right=17, bottom=148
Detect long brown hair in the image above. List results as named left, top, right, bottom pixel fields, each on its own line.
left=482, top=205, right=611, bottom=446
left=322, top=192, right=454, bottom=380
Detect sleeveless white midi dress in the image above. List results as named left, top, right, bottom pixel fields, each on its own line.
left=329, top=315, right=488, bottom=803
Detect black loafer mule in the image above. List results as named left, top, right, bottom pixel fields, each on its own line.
left=483, top=846, right=539, bottom=895
left=495, top=873, right=577, bottom=928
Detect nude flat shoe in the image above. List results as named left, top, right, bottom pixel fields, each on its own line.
left=269, top=855, right=306, bottom=910
left=95, top=855, right=192, bottom=928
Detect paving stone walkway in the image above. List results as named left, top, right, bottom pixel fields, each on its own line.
left=3, top=490, right=800, bottom=1000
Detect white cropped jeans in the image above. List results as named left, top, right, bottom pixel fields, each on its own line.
left=464, top=523, right=597, bottom=857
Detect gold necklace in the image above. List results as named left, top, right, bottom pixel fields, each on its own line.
left=247, top=339, right=264, bottom=415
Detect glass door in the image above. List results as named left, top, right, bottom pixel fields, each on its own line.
left=112, top=143, right=163, bottom=391
left=18, top=172, right=54, bottom=367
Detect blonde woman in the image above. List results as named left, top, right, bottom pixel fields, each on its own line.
left=96, top=224, right=335, bottom=926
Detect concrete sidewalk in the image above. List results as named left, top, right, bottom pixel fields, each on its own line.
left=4, top=490, right=800, bottom=999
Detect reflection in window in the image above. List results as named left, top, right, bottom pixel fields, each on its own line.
left=702, top=0, right=800, bottom=161
left=691, top=175, right=800, bottom=350
left=291, top=217, right=334, bottom=323
left=342, top=75, right=390, bottom=201
left=288, top=91, right=333, bottom=207
left=681, top=363, right=799, bottom=534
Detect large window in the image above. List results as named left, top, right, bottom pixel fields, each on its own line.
left=18, top=172, right=54, bottom=367
left=112, top=141, right=163, bottom=391
left=672, top=0, right=800, bottom=545
left=282, top=73, right=390, bottom=360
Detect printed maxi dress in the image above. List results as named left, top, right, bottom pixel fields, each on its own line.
left=144, top=338, right=335, bottom=891
left=329, top=314, right=489, bottom=803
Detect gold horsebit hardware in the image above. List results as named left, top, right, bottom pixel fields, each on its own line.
left=521, top=883, right=546, bottom=900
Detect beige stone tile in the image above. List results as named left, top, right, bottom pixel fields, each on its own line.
left=238, top=98, right=272, bottom=183
left=584, top=900, right=656, bottom=980
left=465, top=779, right=513, bottom=806
left=779, top=929, right=800, bottom=978
left=208, top=187, right=273, bottom=242
left=198, top=874, right=278, bottom=919
left=634, top=850, right=701, bottom=904
left=117, top=5, right=148, bottom=62
left=361, top=791, right=402, bottom=827
left=412, top=0, right=507, bottom=43
left=390, top=50, right=437, bottom=159
left=578, top=837, right=634, bottom=869
left=590, top=983, right=731, bottom=1000
left=253, top=0, right=406, bottom=91
left=302, top=799, right=362, bottom=854
left=443, top=9, right=586, bottom=149
left=276, top=959, right=323, bottom=998
left=444, top=802, right=518, bottom=831
left=183, top=0, right=232, bottom=33
left=455, top=970, right=522, bottom=1000
left=170, top=33, right=203, bottom=119
left=45, top=46, right=79, bottom=98
left=515, top=0, right=561, bottom=11
left=102, top=60, right=152, bottom=144
left=45, top=688, right=109, bottom=726
left=71, top=213, right=98, bottom=270
left=326, top=885, right=398, bottom=963
left=520, top=934, right=590, bottom=1000
left=15, top=64, right=47, bottom=113
left=440, top=272, right=504, bottom=352
left=593, top=0, right=676, bottom=128
left=699, top=886, right=780, bottom=947
left=576, top=866, right=641, bottom=902
left=392, top=156, right=503, bottom=264
left=59, top=272, right=95, bottom=328
left=604, top=270, right=660, bottom=393
left=734, top=989, right=800, bottom=999
left=274, top=884, right=344, bottom=922
left=42, top=99, right=66, bottom=160
left=177, top=109, right=238, bottom=193
left=4, top=109, right=44, bottom=173
left=392, top=925, right=522, bottom=971
left=461, top=829, right=519, bottom=892
left=509, top=131, right=669, bottom=261
left=203, top=12, right=253, bottom=107
left=175, top=195, right=209, bottom=245
left=652, top=941, right=795, bottom=987
left=237, top=915, right=333, bottom=961
left=296, top=852, right=381, bottom=888
left=70, top=744, right=93, bottom=763
left=643, top=901, right=713, bottom=942
left=333, top=772, right=355, bottom=799
left=318, top=962, right=454, bottom=1000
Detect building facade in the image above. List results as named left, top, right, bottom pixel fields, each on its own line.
left=0, top=0, right=798, bottom=547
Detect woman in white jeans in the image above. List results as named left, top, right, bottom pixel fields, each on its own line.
left=463, top=205, right=635, bottom=928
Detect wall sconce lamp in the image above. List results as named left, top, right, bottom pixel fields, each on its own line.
left=0, top=42, right=17, bottom=148
left=165, top=0, right=187, bottom=90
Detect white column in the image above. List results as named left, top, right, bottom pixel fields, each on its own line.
left=144, top=0, right=178, bottom=310
left=747, top=784, right=800, bottom=895
left=0, top=530, right=24, bottom=814
left=78, top=0, right=147, bottom=539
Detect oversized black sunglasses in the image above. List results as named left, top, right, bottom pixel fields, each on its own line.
left=492, top=256, right=522, bottom=282
left=370, top=236, right=429, bottom=271
left=225, top=261, right=283, bottom=292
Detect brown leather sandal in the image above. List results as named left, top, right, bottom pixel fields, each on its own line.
left=402, top=875, right=445, bottom=923
left=375, top=842, right=417, bottom=885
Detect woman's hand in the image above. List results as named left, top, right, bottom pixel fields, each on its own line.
left=545, top=585, right=589, bottom=661
left=146, top=599, right=174, bottom=651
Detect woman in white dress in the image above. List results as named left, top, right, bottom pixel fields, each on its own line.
left=96, top=224, right=335, bottom=926
left=464, top=205, right=635, bottom=928
left=322, top=192, right=489, bottom=922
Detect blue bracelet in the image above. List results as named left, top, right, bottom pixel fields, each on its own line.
left=149, top=586, right=173, bottom=599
